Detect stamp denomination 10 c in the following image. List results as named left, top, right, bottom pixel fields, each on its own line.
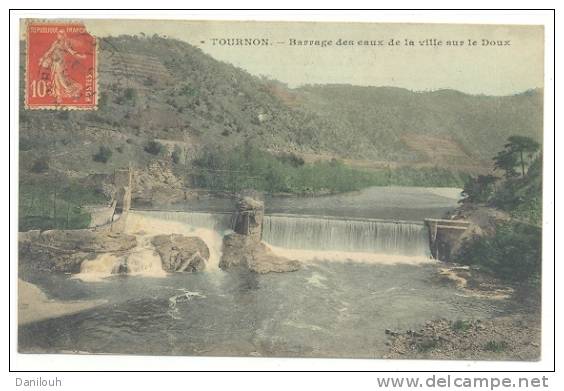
left=25, top=21, right=97, bottom=110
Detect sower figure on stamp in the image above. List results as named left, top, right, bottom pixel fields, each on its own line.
left=38, top=30, right=86, bottom=103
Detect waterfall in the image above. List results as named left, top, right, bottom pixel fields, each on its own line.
left=133, top=210, right=233, bottom=233
left=132, top=210, right=432, bottom=257
left=127, top=211, right=228, bottom=271
left=74, top=236, right=167, bottom=282
left=262, top=214, right=431, bottom=257
left=126, top=210, right=433, bottom=267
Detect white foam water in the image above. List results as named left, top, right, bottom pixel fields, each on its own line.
left=262, top=214, right=431, bottom=258
left=130, top=210, right=433, bottom=267
left=74, top=212, right=226, bottom=281
left=74, top=235, right=167, bottom=282
left=127, top=212, right=225, bottom=271
left=265, top=244, right=435, bottom=266
left=74, top=253, right=125, bottom=282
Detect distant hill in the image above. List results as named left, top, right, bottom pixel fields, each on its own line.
left=294, top=85, right=543, bottom=169
left=19, top=35, right=543, bottom=177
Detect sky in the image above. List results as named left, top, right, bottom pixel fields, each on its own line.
left=46, top=19, right=544, bottom=96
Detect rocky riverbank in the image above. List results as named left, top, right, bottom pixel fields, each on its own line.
left=384, top=314, right=541, bottom=361
left=383, top=261, right=541, bottom=361
left=19, top=229, right=137, bottom=273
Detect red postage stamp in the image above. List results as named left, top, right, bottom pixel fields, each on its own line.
left=25, top=21, right=97, bottom=110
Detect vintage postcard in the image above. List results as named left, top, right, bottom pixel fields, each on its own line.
left=17, top=18, right=544, bottom=361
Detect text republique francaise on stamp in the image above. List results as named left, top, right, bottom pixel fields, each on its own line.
left=25, top=21, right=97, bottom=110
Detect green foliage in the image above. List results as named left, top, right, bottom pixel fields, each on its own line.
left=416, top=338, right=439, bottom=353
left=493, top=148, right=519, bottom=178
left=458, top=222, right=541, bottom=283
left=30, top=157, right=49, bottom=173
left=461, top=175, right=498, bottom=203
left=299, top=85, right=542, bottom=163
left=484, top=340, right=509, bottom=352
left=115, top=87, right=137, bottom=105
left=276, top=152, right=305, bottom=167
left=93, top=145, right=113, bottom=163
left=98, top=91, right=108, bottom=108
left=144, top=140, right=164, bottom=155
left=494, top=136, right=540, bottom=178
left=452, top=320, right=472, bottom=332
left=172, top=145, right=182, bottom=164
left=124, top=88, right=137, bottom=101
left=458, top=139, right=542, bottom=285
left=388, top=166, right=468, bottom=188
left=19, top=182, right=107, bottom=231
left=191, top=145, right=467, bottom=194
left=491, top=154, right=542, bottom=225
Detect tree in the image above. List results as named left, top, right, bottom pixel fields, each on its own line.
left=144, top=140, right=164, bottom=155
left=493, top=149, right=519, bottom=178
left=93, top=145, right=113, bottom=163
left=123, top=88, right=137, bottom=102
left=493, top=136, right=540, bottom=177
left=30, top=156, right=49, bottom=173
left=172, top=145, right=182, bottom=164
left=461, top=174, right=499, bottom=203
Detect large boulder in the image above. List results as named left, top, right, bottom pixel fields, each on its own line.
left=220, top=232, right=300, bottom=274
left=449, top=204, right=512, bottom=261
left=151, top=234, right=209, bottom=272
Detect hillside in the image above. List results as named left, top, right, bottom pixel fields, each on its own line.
left=19, top=34, right=543, bottom=178
left=295, top=85, right=543, bottom=169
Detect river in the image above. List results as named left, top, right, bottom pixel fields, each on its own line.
left=18, top=186, right=514, bottom=358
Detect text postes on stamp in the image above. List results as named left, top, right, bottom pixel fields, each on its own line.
left=25, top=21, right=97, bottom=110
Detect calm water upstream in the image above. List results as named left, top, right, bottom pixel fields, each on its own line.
left=19, top=186, right=512, bottom=358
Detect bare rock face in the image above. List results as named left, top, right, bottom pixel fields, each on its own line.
left=18, top=229, right=137, bottom=273
left=220, top=232, right=300, bottom=274
left=151, top=234, right=209, bottom=272
left=132, top=160, right=188, bottom=205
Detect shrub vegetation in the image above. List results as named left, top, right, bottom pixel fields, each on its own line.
left=458, top=136, right=542, bottom=285
left=93, top=145, right=113, bottom=163
left=191, top=144, right=467, bottom=194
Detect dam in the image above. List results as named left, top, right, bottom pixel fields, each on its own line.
left=131, top=209, right=432, bottom=259
left=127, top=184, right=468, bottom=261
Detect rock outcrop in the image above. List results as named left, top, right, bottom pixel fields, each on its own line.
left=18, top=229, right=137, bottom=273
left=431, top=204, right=512, bottom=262
left=151, top=234, right=209, bottom=272
left=220, top=233, right=300, bottom=274
left=220, top=195, right=300, bottom=274
left=132, top=160, right=189, bottom=205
